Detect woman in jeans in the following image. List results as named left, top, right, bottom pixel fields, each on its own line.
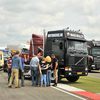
left=46, top=56, right=52, bottom=86
left=39, top=57, right=48, bottom=87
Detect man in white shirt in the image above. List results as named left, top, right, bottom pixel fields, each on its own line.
left=30, top=54, right=40, bottom=86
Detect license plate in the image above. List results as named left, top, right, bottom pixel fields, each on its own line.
left=77, top=72, right=82, bottom=74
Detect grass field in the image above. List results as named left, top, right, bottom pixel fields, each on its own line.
left=61, top=76, right=100, bottom=93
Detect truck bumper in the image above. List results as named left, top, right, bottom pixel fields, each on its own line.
left=64, top=71, right=88, bottom=77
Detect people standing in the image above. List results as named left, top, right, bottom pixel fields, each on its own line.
left=39, top=57, right=48, bottom=87
left=51, top=54, right=58, bottom=87
left=30, top=54, right=40, bottom=86
left=38, top=55, right=42, bottom=86
left=19, top=55, right=27, bottom=87
left=46, top=56, right=52, bottom=87
left=8, top=51, right=24, bottom=89
left=7, top=53, right=15, bottom=84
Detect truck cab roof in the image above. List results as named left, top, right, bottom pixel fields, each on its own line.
left=47, top=29, right=86, bottom=41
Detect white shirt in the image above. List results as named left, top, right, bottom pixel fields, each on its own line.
left=30, top=56, right=39, bottom=68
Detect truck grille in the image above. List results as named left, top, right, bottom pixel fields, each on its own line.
left=72, top=67, right=85, bottom=72
left=94, top=57, right=100, bottom=68
left=69, top=57, right=86, bottom=65
left=75, top=57, right=84, bottom=65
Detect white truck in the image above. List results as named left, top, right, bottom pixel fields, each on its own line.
left=7, top=43, right=30, bottom=54
left=0, top=51, right=4, bottom=69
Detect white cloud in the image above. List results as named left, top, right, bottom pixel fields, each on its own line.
left=41, top=13, right=64, bottom=26
left=0, top=0, right=100, bottom=45
left=21, top=27, right=43, bottom=36
left=86, top=15, right=100, bottom=28
left=81, top=26, right=100, bottom=40
left=0, top=33, right=8, bottom=39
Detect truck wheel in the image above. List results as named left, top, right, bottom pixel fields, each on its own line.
left=88, top=69, right=91, bottom=72
left=66, top=76, right=79, bottom=82
left=51, top=70, right=55, bottom=83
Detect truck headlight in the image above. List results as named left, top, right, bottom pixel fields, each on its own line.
left=85, top=67, right=88, bottom=71
left=91, top=65, right=95, bottom=67
left=85, top=72, right=87, bottom=75
left=69, top=68, right=72, bottom=71
left=69, top=73, right=72, bottom=75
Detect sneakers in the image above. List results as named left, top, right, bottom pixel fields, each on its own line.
left=52, top=83, right=57, bottom=87
left=8, top=86, right=20, bottom=89
left=15, top=86, right=20, bottom=89
left=8, top=86, right=12, bottom=88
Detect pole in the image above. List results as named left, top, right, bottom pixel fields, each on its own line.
left=43, top=29, right=45, bottom=57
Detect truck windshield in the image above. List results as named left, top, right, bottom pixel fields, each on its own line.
left=21, top=48, right=29, bottom=54
left=92, top=47, right=100, bottom=55
left=68, top=40, right=87, bottom=52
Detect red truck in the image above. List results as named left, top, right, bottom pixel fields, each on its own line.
left=21, top=34, right=43, bottom=77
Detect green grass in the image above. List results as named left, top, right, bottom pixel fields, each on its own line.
left=61, top=76, right=100, bottom=93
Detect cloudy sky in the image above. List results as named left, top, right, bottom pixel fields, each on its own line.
left=0, top=0, right=100, bottom=46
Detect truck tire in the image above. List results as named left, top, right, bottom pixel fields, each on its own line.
left=51, top=69, right=61, bottom=83
left=66, top=76, right=79, bottom=82
left=88, top=69, right=91, bottom=72
left=51, top=70, right=55, bottom=83
left=88, top=67, right=91, bottom=72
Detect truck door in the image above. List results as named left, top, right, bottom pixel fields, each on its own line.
left=52, top=39, right=65, bottom=66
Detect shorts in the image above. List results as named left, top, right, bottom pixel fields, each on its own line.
left=54, top=69, right=58, bottom=78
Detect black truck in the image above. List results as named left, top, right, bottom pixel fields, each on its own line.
left=44, top=29, right=88, bottom=82
left=87, top=40, right=100, bottom=72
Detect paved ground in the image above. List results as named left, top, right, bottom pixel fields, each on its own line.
left=0, top=71, right=89, bottom=100
left=88, top=70, right=100, bottom=79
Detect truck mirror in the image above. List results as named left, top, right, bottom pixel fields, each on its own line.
left=59, top=42, right=63, bottom=49
left=38, top=47, right=43, bottom=54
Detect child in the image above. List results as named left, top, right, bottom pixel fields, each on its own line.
left=39, top=57, right=48, bottom=87
left=46, top=56, right=52, bottom=86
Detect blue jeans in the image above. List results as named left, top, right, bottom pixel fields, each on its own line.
left=31, top=67, right=38, bottom=86
left=46, top=70, right=51, bottom=86
left=41, top=75, right=46, bottom=86
left=8, top=68, right=14, bottom=84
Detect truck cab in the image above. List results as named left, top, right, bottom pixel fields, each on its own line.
left=23, top=34, right=43, bottom=76
left=87, top=40, right=100, bottom=71
left=45, top=29, right=88, bottom=82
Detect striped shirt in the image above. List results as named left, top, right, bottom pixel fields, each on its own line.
left=7, top=58, right=12, bottom=67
